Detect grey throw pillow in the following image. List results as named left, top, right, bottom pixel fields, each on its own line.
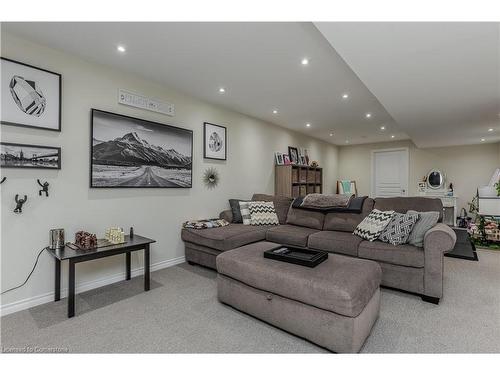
left=379, top=212, right=419, bottom=245
left=407, top=210, right=440, bottom=247
left=229, top=199, right=249, bottom=223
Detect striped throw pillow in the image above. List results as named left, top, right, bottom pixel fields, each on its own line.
left=353, top=209, right=395, bottom=241
left=239, top=201, right=252, bottom=225
left=248, top=201, right=279, bottom=226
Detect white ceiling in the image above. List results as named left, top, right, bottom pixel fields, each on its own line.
left=2, top=22, right=408, bottom=146
left=3, top=22, right=498, bottom=148
left=315, top=22, right=500, bottom=148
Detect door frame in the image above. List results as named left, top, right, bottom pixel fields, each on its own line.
left=371, top=147, right=409, bottom=198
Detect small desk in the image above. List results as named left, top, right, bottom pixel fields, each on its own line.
left=46, top=235, right=156, bottom=318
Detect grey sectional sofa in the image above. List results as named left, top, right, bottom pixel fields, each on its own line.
left=181, top=193, right=457, bottom=303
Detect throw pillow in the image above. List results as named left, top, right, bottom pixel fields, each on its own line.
left=407, top=210, right=440, bottom=247
left=239, top=201, right=252, bottom=225
left=248, top=201, right=279, bottom=226
left=229, top=199, right=249, bottom=223
left=379, top=212, right=419, bottom=245
left=353, top=209, right=395, bottom=241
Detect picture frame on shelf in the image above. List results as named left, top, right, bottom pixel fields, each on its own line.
left=204, top=122, right=227, bottom=160
left=275, top=152, right=284, bottom=165
left=283, top=154, right=291, bottom=165
left=1, top=142, right=61, bottom=169
left=1, top=57, right=61, bottom=132
left=300, top=155, right=307, bottom=166
left=90, top=109, right=193, bottom=188
left=288, top=146, right=299, bottom=165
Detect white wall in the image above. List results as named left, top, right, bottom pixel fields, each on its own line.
left=0, top=33, right=339, bottom=313
left=338, top=140, right=499, bottom=212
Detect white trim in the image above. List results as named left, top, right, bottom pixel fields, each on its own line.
left=371, top=147, right=409, bottom=198
left=0, top=256, right=185, bottom=317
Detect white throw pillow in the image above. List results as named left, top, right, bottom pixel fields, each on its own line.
left=239, top=201, right=251, bottom=225
left=248, top=201, right=279, bottom=226
left=353, top=209, right=395, bottom=241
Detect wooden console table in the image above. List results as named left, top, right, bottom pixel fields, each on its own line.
left=46, top=235, right=156, bottom=318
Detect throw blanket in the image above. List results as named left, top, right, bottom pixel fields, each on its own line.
left=293, top=196, right=368, bottom=213
left=183, top=218, right=229, bottom=230
left=300, top=193, right=354, bottom=209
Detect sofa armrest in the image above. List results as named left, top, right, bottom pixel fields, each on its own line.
left=423, top=223, right=457, bottom=299
left=219, top=210, right=233, bottom=223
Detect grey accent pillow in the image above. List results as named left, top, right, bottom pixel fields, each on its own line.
left=229, top=199, right=249, bottom=223
left=407, top=210, right=440, bottom=247
left=239, top=201, right=251, bottom=225
left=353, top=209, right=395, bottom=241
left=379, top=212, right=419, bottom=246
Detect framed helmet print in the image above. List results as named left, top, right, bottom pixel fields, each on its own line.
left=203, top=122, right=227, bottom=160
left=1, top=57, right=61, bottom=132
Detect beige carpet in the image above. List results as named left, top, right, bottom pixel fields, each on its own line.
left=1, top=250, right=499, bottom=353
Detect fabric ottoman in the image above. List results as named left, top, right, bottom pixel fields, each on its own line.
left=216, top=241, right=382, bottom=353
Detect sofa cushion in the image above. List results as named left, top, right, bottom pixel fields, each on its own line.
left=252, top=194, right=293, bottom=225
left=239, top=201, right=251, bottom=225
left=374, top=197, right=443, bottom=222
left=323, top=198, right=375, bottom=232
left=358, top=240, right=424, bottom=268
left=353, top=209, right=395, bottom=241
left=229, top=199, right=249, bottom=223
left=181, top=224, right=268, bottom=251
left=266, top=224, right=320, bottom=247
left=308, top=231, right=363, bottom=257
left=286, top=206, right=325, bottom=230
left=248, top=201, right=279, bottom=226
left=216, top=241, right=382, bottom=318
left=407, top=210, right=440, bottom=247
left=378, top=212, right=419, bottom=245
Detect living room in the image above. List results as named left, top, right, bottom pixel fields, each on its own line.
left=1, top=1, right=499, bottom=372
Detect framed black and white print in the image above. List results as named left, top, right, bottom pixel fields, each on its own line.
left=90, top=109, right=193, bottom=188
left=203, top=122, right=227, bottom=160
left=288, top=146, right=299, bottom=165
left=1, top=57, right=61, bottom=132
left=1, top=142, right=61, bottom=169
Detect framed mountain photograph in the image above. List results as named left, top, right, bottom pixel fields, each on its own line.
left=90, top=109, right=193, bottom=188
left=1, top=57, right=61, bottom=131
left=203, top=122, right=227, bottom=160
left=1, top=142, right=61, bottom=169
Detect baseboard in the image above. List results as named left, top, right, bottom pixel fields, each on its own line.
left=0, top=256, right=185, bottom=317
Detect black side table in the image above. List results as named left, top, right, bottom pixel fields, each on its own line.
left=46, top=235, right=156, bottom=318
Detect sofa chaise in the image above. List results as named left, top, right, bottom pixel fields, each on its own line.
left=181, top=193, right=457, bottom=303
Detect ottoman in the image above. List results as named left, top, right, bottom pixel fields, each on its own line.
left=216, top=241, right=382, bottom=353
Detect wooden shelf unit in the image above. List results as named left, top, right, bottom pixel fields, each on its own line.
left=275, top=165, right=323, bottom=198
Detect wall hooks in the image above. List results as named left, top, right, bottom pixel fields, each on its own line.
left=0, top=177, right=6, bottom=184
left=14, top=194, right=28, bottom=213
left=37, top=179, right=50, bottom=197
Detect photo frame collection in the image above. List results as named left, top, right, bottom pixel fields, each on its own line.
left=1, top=57, right=227, bottom=188
left=275, top=147, right=310, bottom=166
left=1, top=57, right=62, bottom=170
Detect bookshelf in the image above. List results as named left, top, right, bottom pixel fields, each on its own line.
left=275, top=165, right=323, bottom=198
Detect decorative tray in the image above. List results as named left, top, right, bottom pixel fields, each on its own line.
left=263, top=246, right=328, bottom=268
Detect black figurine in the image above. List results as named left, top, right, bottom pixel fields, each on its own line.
left=14, top=195, right=27, bottom=213
left=0, top=177, right=6, bottom=184
left=130, top=227, right=134, bottom=238
left=37, top=179, right=50, bottom=197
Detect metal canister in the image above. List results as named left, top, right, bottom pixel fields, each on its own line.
left=49, top=228, right=65, bottom=249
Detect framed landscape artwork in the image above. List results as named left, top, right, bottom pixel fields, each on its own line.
left=1, top=142, right=61, bottom=169
left=204, top=122, right=227, bottom=160
left=1, top=57, right=61, bottom=131
left=90, top=109, right=193, bottom=188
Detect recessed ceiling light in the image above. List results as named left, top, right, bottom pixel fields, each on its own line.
left=365, top=113, right=372, bottom=119
left=342, top=93, right=349, bottom=100
left=218, top=87, right=226, bottom=94
left=329, top=133, right=334, bottom=137
left=380, top=125, right=386, bottom=130
left=488, top=128, right=494, bottom=132
left=306, top=123, right=311, bottom=128
left=345, top=140, right=349, bottom=144
left=272, top=109, right=278, bottom=114
left=391, top=135, right=395, bottom=139
left=301, top=58, right=309, bottom=65
left=481, top=138, right=486, bottom=142
left=117, top=45, right=126, bottom=53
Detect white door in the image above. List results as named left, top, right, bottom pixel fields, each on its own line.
left=371, top=148, right=409, bottom=198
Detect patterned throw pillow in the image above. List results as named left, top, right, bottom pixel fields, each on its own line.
left=379, top=212, right=419, bottom=245
left=353, top=209, right=395, bottom=241
left=239, top=201, right=252, bottom=225
left=248, top=201, right=279, bottom=226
